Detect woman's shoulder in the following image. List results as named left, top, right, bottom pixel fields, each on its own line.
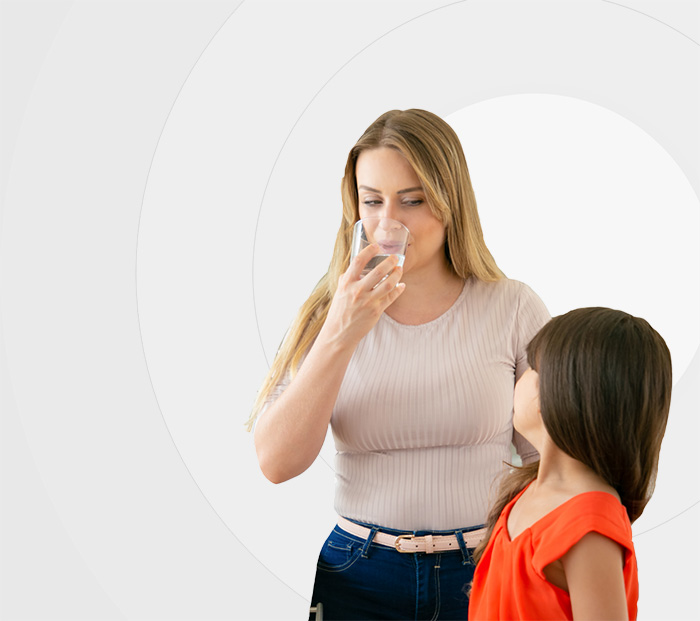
left=468, top=276, right=547, bottom=311
left=470, top=275, right=534, bottom=294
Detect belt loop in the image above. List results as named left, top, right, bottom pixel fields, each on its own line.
left=454, top=530, right=474, bottom=566
left=361, top=526, right=378, bottom=559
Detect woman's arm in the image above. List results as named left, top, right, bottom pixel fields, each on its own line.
left=561, top=531, right=628, bottom=620
left=512, top=282, right=551, bottom=464
left=254, top=244, right=405, bottom=484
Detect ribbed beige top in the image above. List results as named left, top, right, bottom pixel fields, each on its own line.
left=268, top=277, right=550, bottom=531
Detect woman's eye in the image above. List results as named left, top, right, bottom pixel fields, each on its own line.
left=403, top=199, right=423, bottom=207
left=362, top=200, right=382, bottom=206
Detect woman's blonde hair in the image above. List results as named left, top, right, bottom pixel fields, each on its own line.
left=246, top=109, right=503, bottom=429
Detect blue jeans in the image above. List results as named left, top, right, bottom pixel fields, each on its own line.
left=309, top=519, right=481, bottom=620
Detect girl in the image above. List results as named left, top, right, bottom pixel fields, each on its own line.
left=469, top=307, right=672, bottom=620
left=247, top=109, right=550, bottom=619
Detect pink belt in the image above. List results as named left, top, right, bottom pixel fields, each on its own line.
left=337, top=516, right=486, bottom=554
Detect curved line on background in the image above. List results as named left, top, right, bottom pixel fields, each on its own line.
left=634, top=499, right=700, bottom=538
left=134, top=0, right=313, bottom=604
left=602, top=0, right=700, bottom=47
left=251, top=0, right=471, bottom=368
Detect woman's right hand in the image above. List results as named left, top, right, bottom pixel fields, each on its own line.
left=254, top=244, right=404, bottom=484
left=320, top=243, right=405, bottom=349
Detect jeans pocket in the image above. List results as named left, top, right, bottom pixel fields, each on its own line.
left=316, top=529, right=364, bottom=573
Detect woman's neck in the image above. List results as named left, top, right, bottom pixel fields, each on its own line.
left=384, top=260, right=464, bottom=325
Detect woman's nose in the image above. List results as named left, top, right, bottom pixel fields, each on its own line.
left=378, top=202, right=401, bottom=224
left=378, top=216, right=403, bottom=232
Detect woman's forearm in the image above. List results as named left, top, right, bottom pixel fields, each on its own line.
left=253, top=328, right=356, bottom=484
left=254, top=246, right=404, bottom=483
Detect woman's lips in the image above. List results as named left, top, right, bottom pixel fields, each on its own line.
left=378, top=241, right=405, bottom=254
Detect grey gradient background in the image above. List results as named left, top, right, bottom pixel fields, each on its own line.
left=2, top=1, right=699, bottom=619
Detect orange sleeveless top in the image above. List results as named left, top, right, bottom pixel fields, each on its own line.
left=469, top=486, right=638, bottom=620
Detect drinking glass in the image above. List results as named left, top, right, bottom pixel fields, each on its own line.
left=351, top=217, right=410, bottom=278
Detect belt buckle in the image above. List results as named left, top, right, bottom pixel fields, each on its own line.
left=394, top=534, right=416, bottom=553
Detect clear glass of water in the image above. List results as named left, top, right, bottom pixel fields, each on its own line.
left=351, top=217, right=410, bottom=278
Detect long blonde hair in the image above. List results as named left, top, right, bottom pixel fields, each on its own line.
left=246, top=109, right=503, bottom=430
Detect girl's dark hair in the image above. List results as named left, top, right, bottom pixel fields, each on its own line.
left=473, top=307, right=672, bottom=563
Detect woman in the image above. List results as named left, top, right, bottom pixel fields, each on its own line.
left=247, top=109, right=550, bottom=619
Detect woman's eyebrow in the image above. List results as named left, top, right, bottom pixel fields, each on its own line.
left=358, top=185, right=424, bottom=194
left=397, top=187, right=423, bottom=194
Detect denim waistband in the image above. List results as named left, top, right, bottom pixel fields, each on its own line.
left=342, top=516, right=486, bottom=537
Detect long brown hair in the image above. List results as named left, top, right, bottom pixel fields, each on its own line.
left=246, top=109, right=503, bottom=429
left=473, top=307, right=672, bottom=563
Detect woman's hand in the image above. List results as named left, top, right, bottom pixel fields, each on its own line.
left=320, top=243, right=405, bottom=349
left=254, top=244, right=404, bottom=484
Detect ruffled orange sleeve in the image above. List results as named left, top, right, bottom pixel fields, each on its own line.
left=531, top=493, right=634, bottom=574
left=470, top=490, right=639, bottom=621
left=530, top=492, right=638, bottom=619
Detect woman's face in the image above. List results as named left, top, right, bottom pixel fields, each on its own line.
left=513, top=368, right=542, bottom=441
left=355, top=147, right=448, bottom=276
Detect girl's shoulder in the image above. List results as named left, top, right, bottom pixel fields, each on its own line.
left=536, top=490, right=627, bottom=533
left=507, top=480, right=626, bottom=542
left=526, top=490, right=634, bottom=569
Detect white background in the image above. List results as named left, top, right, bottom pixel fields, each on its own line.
left=2, top=1, right=699, bottom=619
